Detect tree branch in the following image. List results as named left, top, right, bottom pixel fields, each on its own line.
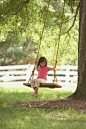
left=64, top=2, right=80, bottom=34
left=29, top=2, right=41, bottom=8
left=24, top=0, right=30, bottom=4
left=15, top=0, right=30, bottom=15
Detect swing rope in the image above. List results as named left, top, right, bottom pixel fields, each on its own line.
left=28, top=0, right=65, bottom=84
left=54, top=0, right=65, bottom=84
left=28, top=0, right=51, bottom=82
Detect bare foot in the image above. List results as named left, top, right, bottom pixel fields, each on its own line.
left=32, top=93, right=38, bottom=98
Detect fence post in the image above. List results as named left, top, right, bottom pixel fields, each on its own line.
left=26, top=64, right=31, bottom=82
left=65, top=65, right=70, bottom=86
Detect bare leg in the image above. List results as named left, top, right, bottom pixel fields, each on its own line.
left=32, top=87, right=38, bottom=98
left=33, top=87, right=35, bottom=91
left=31, top=78, right=46, bottom=98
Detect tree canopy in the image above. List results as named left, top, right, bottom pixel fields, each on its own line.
left=0, top=0, right=79, bottom=66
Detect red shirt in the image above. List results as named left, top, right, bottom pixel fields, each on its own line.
left=37, top=66, right=50, bottom=80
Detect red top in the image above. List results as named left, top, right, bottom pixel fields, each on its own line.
left=37, top=66, right=50, bottom=80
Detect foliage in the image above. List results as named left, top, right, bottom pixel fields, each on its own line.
left=0, top=0, right=79, bottom=66
left=66, top=0, right=80, bottom=13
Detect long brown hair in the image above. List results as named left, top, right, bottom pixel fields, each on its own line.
left=37, top=56, right=47, bottom=68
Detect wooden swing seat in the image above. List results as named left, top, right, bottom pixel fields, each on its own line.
left=23, top=82, right=62, bottom=88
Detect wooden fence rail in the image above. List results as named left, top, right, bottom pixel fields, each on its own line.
left=0, top=65, right=78, bottom=87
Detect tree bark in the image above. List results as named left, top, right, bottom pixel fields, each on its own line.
left=72, top=0, right=86, bottom=99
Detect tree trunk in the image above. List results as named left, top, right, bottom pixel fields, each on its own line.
left=72, top=0, right=86, bottom=99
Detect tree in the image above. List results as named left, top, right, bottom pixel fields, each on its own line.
left=71, top=0, right=86, bottom=100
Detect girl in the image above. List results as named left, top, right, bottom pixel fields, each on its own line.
left=31, top=56, right=57, bottom=98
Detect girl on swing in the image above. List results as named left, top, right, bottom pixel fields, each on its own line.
left=31, top=56, right=57, bottom=98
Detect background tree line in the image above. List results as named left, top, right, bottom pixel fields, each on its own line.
left=0, top=0, right=79, bottom=66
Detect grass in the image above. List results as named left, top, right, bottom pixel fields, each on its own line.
left=0, top=84, right=86, bottom=129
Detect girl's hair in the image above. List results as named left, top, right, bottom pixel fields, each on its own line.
left=37, top=56, right=47, bottom=67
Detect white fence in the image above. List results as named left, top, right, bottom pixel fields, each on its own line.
left=0, top=65, right=78, bottom=87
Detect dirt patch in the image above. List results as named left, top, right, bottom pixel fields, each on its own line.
left=9, top=98, right=86, bottom=114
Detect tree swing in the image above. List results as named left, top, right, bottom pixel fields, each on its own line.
left=23, top=0, right=65, bottom=88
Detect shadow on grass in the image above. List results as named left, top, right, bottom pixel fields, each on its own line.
left=0, top=103, right=86, bottom=129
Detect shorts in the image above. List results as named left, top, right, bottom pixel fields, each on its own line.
left=31, top=78, right=47, bottom=88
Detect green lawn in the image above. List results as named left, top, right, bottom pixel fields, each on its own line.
left=0, top=85, right=86, bottom=129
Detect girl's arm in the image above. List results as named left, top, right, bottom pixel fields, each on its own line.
left=49, top=60, right=58, bottom=71
left=49, top=66, right=55, bottom=71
